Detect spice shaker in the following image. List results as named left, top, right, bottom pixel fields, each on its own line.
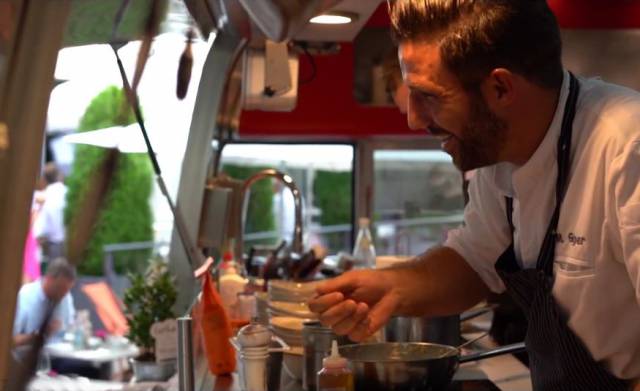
left=237, top=320, right=270, bottom=391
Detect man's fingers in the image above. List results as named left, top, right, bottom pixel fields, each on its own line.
left=318, top=299, right=358, bottom=327
left=316, top=273, right=358, bottom=296
left=333, top=302, right=369, bottom=336
left=308, top=292, right=344, bottom=313
left=367, top=293, right=399, bottom=334
left=348, top=316, right=372, bottom=342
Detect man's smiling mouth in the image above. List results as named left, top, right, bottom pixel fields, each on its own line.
left=427, top=126, right=456, bottom=153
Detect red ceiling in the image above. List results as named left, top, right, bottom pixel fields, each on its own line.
left=549, top=0, right=640, bottom=29
left=239, top=1, right=640, bottom=139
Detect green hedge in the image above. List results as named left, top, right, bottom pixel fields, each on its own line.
left=313, top=171, right=352, bottom=225
left=313, top=170, right=352, bottom=251
left=64, top=86, right=153, bottom=276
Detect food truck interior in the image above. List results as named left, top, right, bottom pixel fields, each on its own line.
left=1, top=0, right=640, bottom=390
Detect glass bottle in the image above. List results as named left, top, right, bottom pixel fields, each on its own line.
left=352, top=217, right=376, bottom=269
left=317, top=340, right=354, bottom=391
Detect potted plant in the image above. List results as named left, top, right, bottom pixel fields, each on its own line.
left=123, top=257, right=178, bottom=381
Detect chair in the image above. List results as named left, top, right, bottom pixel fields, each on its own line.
left=81, top=281, right=128, bottom=336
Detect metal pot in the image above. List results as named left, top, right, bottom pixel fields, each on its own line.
left=339, top=341, right=526, bottom=391
left=382, top=305, right=496, bottom=346
left=382, top=315, right=460, bottom=346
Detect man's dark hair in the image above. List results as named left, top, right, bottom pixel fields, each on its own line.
left=42, top=162, right=61, bottom=185
left=382, top=48, right=403, bottom=97
left=390, top=0, right=563, bottom=91
left=46, top=257, right=76, bottom=281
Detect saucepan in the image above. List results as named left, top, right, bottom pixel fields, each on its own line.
left=339, top=341, right=526, bottom=391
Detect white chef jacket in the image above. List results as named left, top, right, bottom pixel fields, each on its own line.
left=445, top=71, right=640, bottom=379
left=33, top=182, right=67, bottom=243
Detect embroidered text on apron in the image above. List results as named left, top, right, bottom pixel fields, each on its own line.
left=494, top=73, right=628, bottom=390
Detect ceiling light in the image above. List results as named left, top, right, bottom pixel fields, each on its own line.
left=310, top=11, right=358, bottom=25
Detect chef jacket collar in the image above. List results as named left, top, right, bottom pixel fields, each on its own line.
left=489, top=70, right=571, bottom=198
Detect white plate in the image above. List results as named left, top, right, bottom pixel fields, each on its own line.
left=274, top=336, right=303, bottom=347
left=270, top=316, right=310, bottom=332
left=269, top=280, right=320, bottom=294
left=268, top=301, right=316, bottom=318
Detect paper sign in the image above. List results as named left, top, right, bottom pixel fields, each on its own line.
left=150, top=319, right=178, bottom=362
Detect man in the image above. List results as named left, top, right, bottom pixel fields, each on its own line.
left=309, top=1, right=640, bottom=389
left=33, top=162, right=67, bottom=264
left=13, top=257, right=75, bottom=346
left=12, top=258, right=102, bottom=378
left=383, top=30, right=529, bottom=358
left=381, top=48, right=409, bottom=114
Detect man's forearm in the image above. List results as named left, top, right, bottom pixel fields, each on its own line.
left=384, top=246, right=490, bottom=317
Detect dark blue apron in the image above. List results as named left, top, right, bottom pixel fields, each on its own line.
left=494, top=73, right=629, bottom=390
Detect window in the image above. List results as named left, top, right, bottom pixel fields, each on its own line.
left=371, top=148, right=464, bottom=256
left=218, top=143, right=355, bottom=255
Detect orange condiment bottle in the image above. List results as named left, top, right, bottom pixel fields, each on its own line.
left=200, top=271, right=236, bottom=375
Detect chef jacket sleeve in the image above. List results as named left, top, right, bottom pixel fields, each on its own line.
left=612, top=140, right=640, bottom=307
left=444, top=169, right=511, bottom=294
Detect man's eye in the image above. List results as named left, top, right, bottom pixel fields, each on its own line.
left=420, top=91, right=437, bottom=100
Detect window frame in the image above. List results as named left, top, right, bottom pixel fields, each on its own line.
left=216, top=139, right=358, bottom=252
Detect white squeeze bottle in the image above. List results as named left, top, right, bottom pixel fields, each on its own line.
left=317, top=340, right=354, bottom=391
left=219, top=249, right=247, bottom=320
left=352, top=217, right=376, bottom=269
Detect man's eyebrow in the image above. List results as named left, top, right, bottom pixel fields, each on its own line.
left=408, top=82, right=441, bottom=96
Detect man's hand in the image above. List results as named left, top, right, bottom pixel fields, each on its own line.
left=308, top=247, right=490, bottom=342
left=308, top=269, right=400, bottom=341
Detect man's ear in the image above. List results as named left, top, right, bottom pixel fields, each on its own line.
left=481, top=68, right=515, bottom=109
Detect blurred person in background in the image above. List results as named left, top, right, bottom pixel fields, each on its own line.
left=13, top=257, right=76, bottom=347
left=21, top=177, right=47, bottom=284
left=33, top=162, right=67, bottom=265
left=12, top=258, right=101, bottom=378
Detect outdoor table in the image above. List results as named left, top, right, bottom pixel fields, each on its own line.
left=44, top=341, right=140, bottom=380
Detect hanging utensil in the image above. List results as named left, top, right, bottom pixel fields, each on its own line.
left=131, top=0, right=163, bottom=92
left=176, top=28, right=194, bottom=100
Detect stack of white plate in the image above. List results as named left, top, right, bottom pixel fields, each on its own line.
left=267, top=300, right=317, bottom=319
left=266, top=281, right=322, bottom=381
left=268, top=280, right=320, bottom=303
left=269, top=316, right=309, bottom=347
left=270, top=315, right=309, bottom=380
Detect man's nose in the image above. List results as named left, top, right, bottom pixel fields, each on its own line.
left=407, top=98, right=433, bottom=133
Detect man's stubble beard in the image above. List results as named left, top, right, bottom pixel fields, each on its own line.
left=453, top=94, right=509, bottom=172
